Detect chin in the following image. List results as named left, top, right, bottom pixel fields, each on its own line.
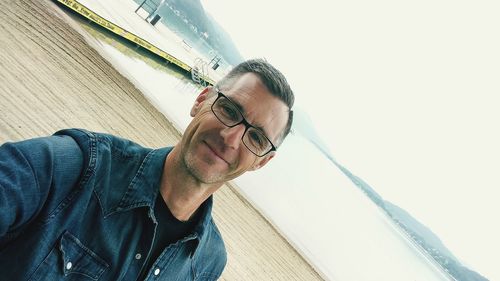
left=188, top=167, right=227, bottom=185
left=183, top=151, right=228, bottom=184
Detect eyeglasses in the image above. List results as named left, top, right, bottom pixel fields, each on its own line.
left=211, top=90, right=277, bottom=157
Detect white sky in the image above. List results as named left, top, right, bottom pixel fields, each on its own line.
left=201, top=1, right=500, bottom=280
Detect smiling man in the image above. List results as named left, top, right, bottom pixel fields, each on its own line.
left=0, top=59, right=294, bottom=280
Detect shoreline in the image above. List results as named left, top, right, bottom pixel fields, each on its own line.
left=0, top=1, right=323, bottom=280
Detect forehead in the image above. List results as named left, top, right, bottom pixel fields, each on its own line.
left=222, top=73, right=289, bottom=142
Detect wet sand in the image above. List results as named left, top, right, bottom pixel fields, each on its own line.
left=0, top=1, right=322, bottom=280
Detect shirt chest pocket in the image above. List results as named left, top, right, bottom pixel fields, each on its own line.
left=29, top=231, right=109, bottom=281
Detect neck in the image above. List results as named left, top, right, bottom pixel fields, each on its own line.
left=159, top=145, right=221, bottom=221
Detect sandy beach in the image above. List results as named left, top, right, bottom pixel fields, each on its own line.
left=0, top=0, right=322, bottom=280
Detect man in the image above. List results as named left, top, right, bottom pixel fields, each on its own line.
left=0, top=59, right=294, bottom=280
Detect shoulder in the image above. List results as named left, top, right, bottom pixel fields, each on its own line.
left=53, top=128, right=155, bottom=186
left=54, top=128, right=152, bottom=161
left=54, top=128, right=147, bottom=152
left=1, top=130, right=87, bottom=187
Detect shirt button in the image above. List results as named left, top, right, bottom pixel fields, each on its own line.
left=154, top=268, right=160, bottom=275
left=135, top=253, right=142, bottom=260
left=66, top=262, right=72, bottom=270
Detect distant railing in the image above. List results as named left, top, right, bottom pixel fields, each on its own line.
left=191, top=58, right=209, bottom=87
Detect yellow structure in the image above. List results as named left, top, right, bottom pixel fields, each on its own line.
left=55, top=0, right=215, bottom=85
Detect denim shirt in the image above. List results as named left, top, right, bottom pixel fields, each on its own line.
left=0, top=129, right=226, bottom=281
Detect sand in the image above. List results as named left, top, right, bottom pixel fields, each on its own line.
left=0, top=0, right=322, bottom=280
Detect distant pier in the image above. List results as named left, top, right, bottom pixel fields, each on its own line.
left=54, top=0, right=221, bottom=85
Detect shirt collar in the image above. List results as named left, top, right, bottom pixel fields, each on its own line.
left=116, top=147, right=172, bottom=211
left=116, top=146, right=215, bottom=239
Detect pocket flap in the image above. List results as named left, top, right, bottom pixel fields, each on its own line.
left=59, top=231, right=109, bottom=280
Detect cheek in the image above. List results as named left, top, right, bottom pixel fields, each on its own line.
left=196, top=109, right=218, bottom=124
left=188, top=111, right=216, bottom=134
left=183, top=114, right=224, bottom=149
left=233, top=150, right=258, bottom=171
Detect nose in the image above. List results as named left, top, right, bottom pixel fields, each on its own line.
left=220, top=124, right=246, bottom=150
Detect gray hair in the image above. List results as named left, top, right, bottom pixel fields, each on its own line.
left=216, top=59, right=294, bottom=146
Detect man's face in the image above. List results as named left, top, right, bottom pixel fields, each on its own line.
left=180, top=73, right=289, bottom=184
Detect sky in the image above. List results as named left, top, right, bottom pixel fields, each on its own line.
left=201, top=0, right=499, bottom=280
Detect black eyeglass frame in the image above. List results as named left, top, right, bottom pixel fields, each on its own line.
left=211, top=90, right=277, bottom=157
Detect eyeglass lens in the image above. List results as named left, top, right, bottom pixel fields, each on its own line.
left=212, top=95, right=273, bottom=156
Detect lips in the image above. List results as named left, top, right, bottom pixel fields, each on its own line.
left=203, top=141, right=230, bottom=165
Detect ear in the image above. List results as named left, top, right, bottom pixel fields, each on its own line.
left=249, top=152, right=275, bottom=171
left=190, top=86, right=212, bottom=117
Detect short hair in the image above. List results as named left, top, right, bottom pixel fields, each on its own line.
left=215, top=59, right=294, bottom=146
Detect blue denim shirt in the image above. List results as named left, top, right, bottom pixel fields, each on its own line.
left=0, top=129, right=226, bottom=280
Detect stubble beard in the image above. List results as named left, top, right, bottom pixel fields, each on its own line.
left=182, top=146, right=227, bottom=185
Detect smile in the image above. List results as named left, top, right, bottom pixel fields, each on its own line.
left=203, top=141, right=230, bottom=165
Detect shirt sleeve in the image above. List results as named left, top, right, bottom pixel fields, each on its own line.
left=0, top=134, right=84, bottom=239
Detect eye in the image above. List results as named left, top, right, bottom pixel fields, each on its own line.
left=248, top=130, right=267, bottom=148
left=219, top=101, right=240, bottom=121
